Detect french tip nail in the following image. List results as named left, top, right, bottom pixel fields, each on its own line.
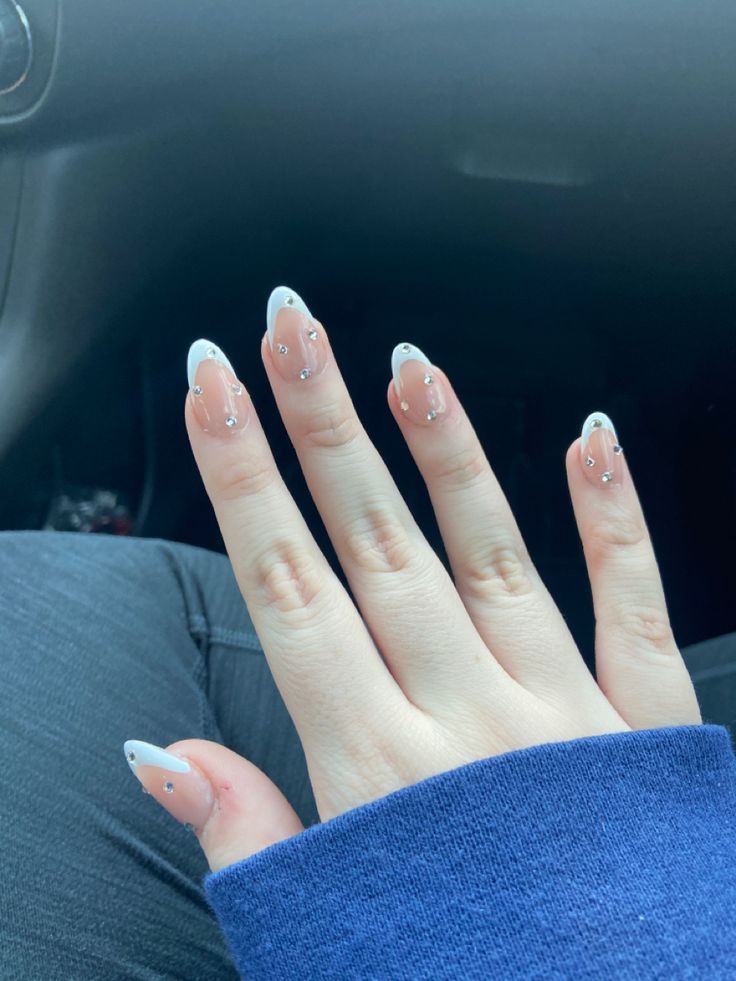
left=391, top=342, right=432, bottom=390
left=123, top=739, right=191, bottom=774
left=581, top=411, right=618, bottom=445
left=266, top=286, right=312, bottom=344
left=186, top=339, right=234, bottom=390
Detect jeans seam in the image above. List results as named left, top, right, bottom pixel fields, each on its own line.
left=186, top=613, right=263, bottom=654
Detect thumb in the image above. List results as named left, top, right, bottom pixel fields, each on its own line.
left=123, top=738, right=305, bottom=871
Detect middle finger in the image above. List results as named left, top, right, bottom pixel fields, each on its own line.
left=261, top=286, right=504, bottom=711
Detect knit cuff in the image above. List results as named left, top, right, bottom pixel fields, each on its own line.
left=204, top=725, right=736, bottom=980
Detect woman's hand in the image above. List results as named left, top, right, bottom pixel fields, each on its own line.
left=126, top=286, right=700, bottom=873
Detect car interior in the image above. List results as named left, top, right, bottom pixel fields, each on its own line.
left=1, top=1, right=734, bottom=727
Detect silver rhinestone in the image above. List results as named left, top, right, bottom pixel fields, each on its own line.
left=400, top=400, right=409, bottom=412
left=591, top=418, right=603, bottom=428
left=601, top=471, right=613, bottom=482
left=192, top=385, right=203, bottom=397
left=426, top=409, right=438, bottom=421
left=141, top=786, right=151, bottom=795
left=277, top=343, right=288, bottom=355
left=225, top=416, right=237, bottom=427
left=307, top=327, right=318, bottom=340
left=585, top=456, right=595, bottom=467
left=401, top=344, right=411, bottom=354
left=613, top=444, right=623, bottom=455
left=299, top=368, right=311, bottom=380
left=184, top=823, right=195, bottom=833
left=423, top=374, right=434, bottom=385
left=164, top=781, right=174, bottom=793
left=126, top=751, right=136, bottom=762
left=285, top=295, right=294, bottom=305
left=206, top=347, right=217, bottom=359
left=231, top=383, right=242, bottom=395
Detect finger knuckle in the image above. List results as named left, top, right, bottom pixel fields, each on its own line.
left=430, top=444, right=487, bottom=492
left=250, top=541, right=326, bottom=621
left=299, top=404, right=362, bottom=451
left=602, top=604, right=677, bottom=656
left=342, top=507, right=416, bottom=575
left=459, top=538, right=534, bottom=600
left=585, top=517, right=649, bottom=566
left=213, top=455, right=278, bottom=503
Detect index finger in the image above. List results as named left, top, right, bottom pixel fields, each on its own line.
left=184, top=339, right=407, bottom=747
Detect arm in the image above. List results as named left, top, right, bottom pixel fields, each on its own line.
left=204, top=726, right=736, bottom=980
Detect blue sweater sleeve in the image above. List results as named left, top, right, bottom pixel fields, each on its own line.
left=203, top=725, right=736, bottom=979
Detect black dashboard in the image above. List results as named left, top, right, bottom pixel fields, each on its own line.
left=1, top=0, right=735, bottom=650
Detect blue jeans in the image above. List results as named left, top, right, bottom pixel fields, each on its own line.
left=0, top=531, right=732, bottom=979
left=0, top=532, right=318, bottom=980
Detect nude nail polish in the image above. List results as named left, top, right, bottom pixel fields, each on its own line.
left=124, top=739, right=215, bottom=832
left=187, top=339, right=249, bottom=436
left=580, top=411, right=624, bottom=486
left=266, top=285, right=328, bottom=383
left=391, top=342, right=447, bottom=426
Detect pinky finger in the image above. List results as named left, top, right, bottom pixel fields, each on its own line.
left=566, top=412, right=701, bottom=729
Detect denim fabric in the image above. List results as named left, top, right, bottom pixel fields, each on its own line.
left=0, top=531, right=317, bottom=981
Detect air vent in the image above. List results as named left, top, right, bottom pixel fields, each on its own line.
left=0, top=1, right=32, bottom=95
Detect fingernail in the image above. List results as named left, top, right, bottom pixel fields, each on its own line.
left=187, top=339, right=250, bottom=436
left=124, top=740, right=215, bottom=832
left=580, top=411, right=624, bottom=486
left=266, top=285, right=328, bottom=383
left=391, top=342, right=447, bottom=426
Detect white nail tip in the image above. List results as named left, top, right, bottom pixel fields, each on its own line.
left=187, top=339, right=234, bottom=390
left=581, top=411, right=618, bottom=453
left=123, top=740, right=191, bottom=774
left=266, top=286, right=313, bottom=344
left=391, top=342, right=432, bottom=393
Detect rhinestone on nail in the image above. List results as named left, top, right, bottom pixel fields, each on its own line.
left=126, top=751, right=136, bottom=762
left=400, top=400, right=409, bottom=411
left=285, top=295, right=294, bottom=305
left=164, top=781, right=174, bottom=793
left=206, top=347, right=217, bottom=359
left=225, top=416, right=237, bottom=427
left=192, top=385, right=203, bottom=396
left=591, top=418, right=603, bottom=429
left=423, top=374, right=433, bottom=385
left=426, top=409, right=438, bottom=421
left=299, top=368, right=311, bottom=380
left=401, top=344, right=411, bottom=354
left=613, top=444, right=623, bottom=455
left=307, top=327, right=318, bottom=340
left=184, top=823, right=195, bottom=833
left=585, top=456, right=595, bottom=467
left=277, top=343, right=288, bottom=355
left=601, top=471, right=613, bottom=482
left=231, top=383, right=242, bottom=395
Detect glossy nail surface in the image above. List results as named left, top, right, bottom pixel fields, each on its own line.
left=266, top=285, right=328, bottom=383
left=124, top=739, right=215, bottom=831
left=392, top=342, right=447, bottom=426
left=580, top=411, right=624, bottom=486
left=187, top=339, right=249, bottom=436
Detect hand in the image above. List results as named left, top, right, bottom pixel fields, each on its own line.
left=127, top=286, right=701, bottom=872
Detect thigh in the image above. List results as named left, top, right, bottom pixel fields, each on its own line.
left=0, top=531, right=315, bottom=981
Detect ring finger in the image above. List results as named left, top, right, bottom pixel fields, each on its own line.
left=387, top=343, right=594, bottom=700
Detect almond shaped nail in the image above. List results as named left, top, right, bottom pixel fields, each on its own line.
left=391, top=342, right=446, bottom=426
left=580, top=411, right=624, bottom=485
left=124, top=739, right=215, bottom=831
left=187, top=338, right=248, bottom=436
left=266, top=285, right=327, bottom=382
